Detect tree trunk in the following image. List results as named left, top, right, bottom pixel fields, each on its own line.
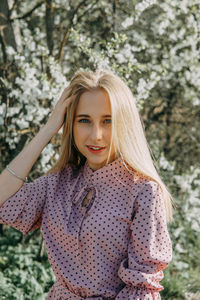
left=112, top=0, right=117, bottom=31
left=45, top=0, right=54, bottom=55
left=0, top=0, right=17, bottom=61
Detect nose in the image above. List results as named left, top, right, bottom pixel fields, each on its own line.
left=90, top=124, right=103, bottom=141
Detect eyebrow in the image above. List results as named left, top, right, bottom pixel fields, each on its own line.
left=75, top=114, right=111, bottom=118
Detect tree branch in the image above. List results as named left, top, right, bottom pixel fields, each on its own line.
left=10, top=0, right=44, bottom=22
left=56, top=0, right=87, bottom=62
left=10, top=0, right=18, bottom=12
left=76, top=0, right=98, bottom=24
left=0, top=28, right=7, bottom=63
left=56, top=0, right=99, bottom=62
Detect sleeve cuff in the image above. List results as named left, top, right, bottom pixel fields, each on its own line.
left=0, top=183, right=29, bottom=224
left=118, top=258, right=164, bottom=291
left=115, top=285, right=161, bottom=300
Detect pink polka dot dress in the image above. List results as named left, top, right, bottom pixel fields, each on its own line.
left=0, top=157, right=172, bottom=299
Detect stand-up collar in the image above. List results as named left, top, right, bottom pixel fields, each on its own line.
left=83, top=156, right=134, bottom=187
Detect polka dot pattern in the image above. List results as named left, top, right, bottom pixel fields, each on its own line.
left=0, top=157, right=172, bottom=300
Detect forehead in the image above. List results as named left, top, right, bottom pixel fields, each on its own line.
left=76, top=89, right=111, bottom=115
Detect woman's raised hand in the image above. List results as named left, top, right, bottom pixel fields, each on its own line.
left=46, top=88, right=74, bottom=135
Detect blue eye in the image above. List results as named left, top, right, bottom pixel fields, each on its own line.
left=79, top=119, right=90, bottom=123
left=104, top=119, right=112, bottom=124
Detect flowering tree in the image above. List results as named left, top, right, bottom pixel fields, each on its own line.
left=0, top=0, right=200, bottom=298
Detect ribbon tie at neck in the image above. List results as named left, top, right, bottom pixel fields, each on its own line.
left=64, top=185, right=98, bottom=258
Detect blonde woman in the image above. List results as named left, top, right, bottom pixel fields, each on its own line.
left=0, top=69, right=174, bottom=299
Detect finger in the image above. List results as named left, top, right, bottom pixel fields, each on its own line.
left=62, top=96, right=74, bottom=108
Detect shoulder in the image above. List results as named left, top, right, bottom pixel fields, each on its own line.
left=128, top=167, right=160, bottom=192
left=126, top=167, right=156, bottom=189
left=127, top=169, right=161, bottom=200
left=137, top=180, right=161, bottom=199
left=134, top=179, right=163, bottom=215
left=121, top=167, right=160, bottom=203
left=130, top=179, right=162, bottom=217
left=45, top=164, right=80, bottom=185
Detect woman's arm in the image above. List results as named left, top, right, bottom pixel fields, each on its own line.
left=0, top=125, right=56, bottom=206
left=0, top=88, right=73, bottom=206
left=115, top=181, right=172, bottom=300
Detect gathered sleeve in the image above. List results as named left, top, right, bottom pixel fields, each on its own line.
left=0, top=174, right=49, bottom=235
left=116, top=181, right=173, bottom=300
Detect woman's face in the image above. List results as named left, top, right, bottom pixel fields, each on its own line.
left=73, top=88, right=116, bottom=170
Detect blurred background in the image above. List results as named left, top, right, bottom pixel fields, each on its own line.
left=0, top=0, right=200, bottom=299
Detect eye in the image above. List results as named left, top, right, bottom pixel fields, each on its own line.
left=104, top=119, right=112, bottom=124
left=78, top=118, right=90, bottom=123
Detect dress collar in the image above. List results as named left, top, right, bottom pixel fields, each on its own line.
left=83, top=156, right=135, bottom=187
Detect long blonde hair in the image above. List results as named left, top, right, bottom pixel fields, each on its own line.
left=47, top=69, right=175, bottom=223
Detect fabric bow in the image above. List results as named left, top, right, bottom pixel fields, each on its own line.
left=64, top=185, right=98, bottom=259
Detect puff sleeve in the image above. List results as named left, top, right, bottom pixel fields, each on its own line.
left=115, top=181, right=173, bottom=300
left=0, top=174, right=48, bottom=235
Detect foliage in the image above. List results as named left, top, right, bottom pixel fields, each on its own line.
left=0, top=0, right=200, bottom=298
left=0, top=226, right=55, bottom=300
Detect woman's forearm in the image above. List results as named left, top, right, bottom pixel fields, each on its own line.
left=0, top=124, right=56, bottom=206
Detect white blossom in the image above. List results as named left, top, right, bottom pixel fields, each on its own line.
left=115, top=53, right=126, bottom=64
left=16, top=119, right=29, bottom=129
left=121, top=17, right=134, bottom=29
left=159, top=154, right=174, bottom=171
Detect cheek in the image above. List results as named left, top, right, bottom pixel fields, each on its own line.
left=105, top=127, right=112, bottom=141
left=73, top=124, right=87, bottom=144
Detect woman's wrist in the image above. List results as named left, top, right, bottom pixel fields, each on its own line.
left=42, top=123, right=59, bottom=138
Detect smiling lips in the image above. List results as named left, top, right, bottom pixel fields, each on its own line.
left=87, top=145, right=106, bottom=153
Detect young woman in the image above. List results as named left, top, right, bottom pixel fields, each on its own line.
left=0, top=69, right=174, bottom=300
